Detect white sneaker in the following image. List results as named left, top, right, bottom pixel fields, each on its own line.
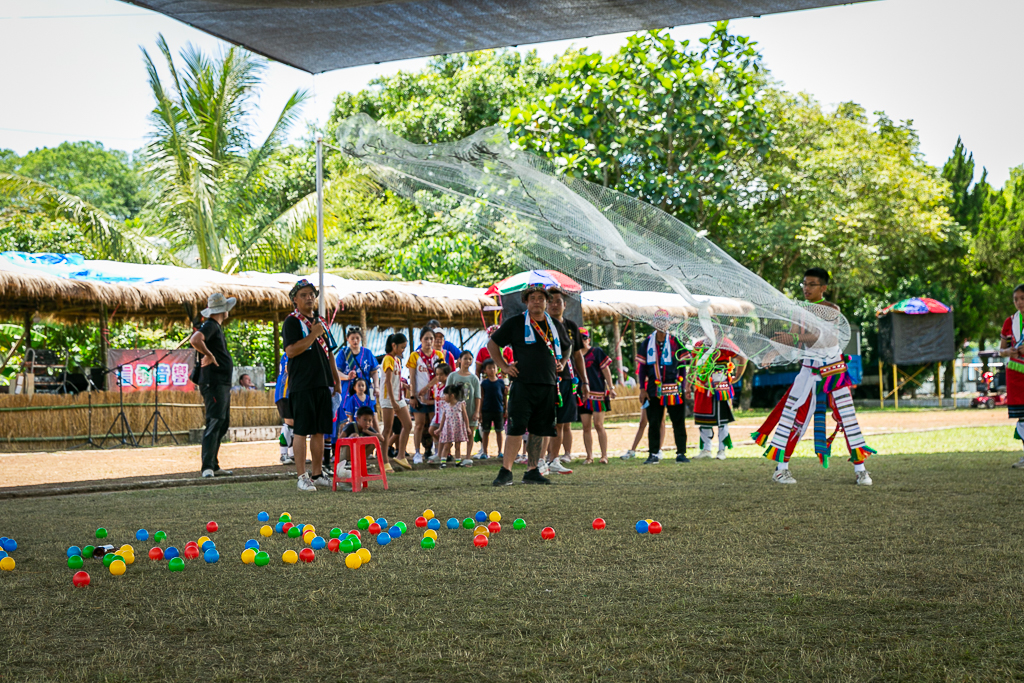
left=413, top=453, right=424, bottom=465
left=855, top=470, right=873, bottom=486
left=514, top=454, right=528, bottom=465
left=460, top=458, right=474, bottom=467
left=297, top=472, right=316, bottom=491
left=538, top=460, right=551, bottom=476
left=1012, top=456, right=1024, bottom=469
left=559, top=455, right=573, bottom=464
left=772, top=469, right=797, bottom=485
left=427, top=454, right=441, bottom=464
left=621, top=449, right=636, bottom=460
left=311, top=473, right=332, bottom=488
left=716, top=451, right=727, bottom=460
left=694, top=449, right=713, bottom=459
left=201, top=469, right=214, bottom=478
left=280, top=455, right=295, bottom=466
left=548, top=459, right=573, bottom=475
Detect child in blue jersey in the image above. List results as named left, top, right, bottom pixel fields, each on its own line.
left=274, top=354, right=294, bottom=465
left=342, top=378, right=378, bottom=432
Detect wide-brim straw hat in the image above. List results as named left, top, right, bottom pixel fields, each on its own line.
left=201, top=292, right=237, bottom=317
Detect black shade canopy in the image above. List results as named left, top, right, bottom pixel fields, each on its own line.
left=123, top=0, right=870, bottom=73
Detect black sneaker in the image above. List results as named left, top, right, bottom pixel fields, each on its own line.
left=642, top=453, right=661, bottom=465
left=213, top=468, right=234, bottom=476
left=492, top=467, right=514, bottom=487
left=675, top=454, right=690, bottom=463
left=522, top=468, right=551, bottom=485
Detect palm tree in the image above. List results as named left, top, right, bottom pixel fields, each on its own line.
left=142, top=35, right=310, bottom=272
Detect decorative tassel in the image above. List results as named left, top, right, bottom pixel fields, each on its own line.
left=848, top=445, right=876, bottom=464
left=751, top=431, right=769, bottom=447
left=722, top=433, right=733, bottom=450
left=762, top=445, right=785, bottom=463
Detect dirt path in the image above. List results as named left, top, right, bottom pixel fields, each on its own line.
left=0, top=408, right=1008, bottom=489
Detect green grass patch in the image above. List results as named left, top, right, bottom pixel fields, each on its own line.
left=1, top=428, right=1023, bottom=681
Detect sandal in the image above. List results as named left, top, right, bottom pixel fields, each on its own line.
left=583, top=458, right=594, bottom=465
left=599, top=457, right=609, bottom=464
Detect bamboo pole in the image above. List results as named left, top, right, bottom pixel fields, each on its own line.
left=99, top=304, right=109, bottom=390
left=360, top=308, right=368, bottom=334
left=612, top=314, right=624, bottom=384
left=893, top=363, right=899, bottom=410
left=879, top=358, right=884, bottom=408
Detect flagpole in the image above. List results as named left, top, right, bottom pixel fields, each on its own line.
left=316, top=133, right=325, bottom=318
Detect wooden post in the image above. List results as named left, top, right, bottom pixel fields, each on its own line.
left=611, top=314, right=624, bottom=385
left=893, top=363, right=899, bottom=410
left=272, top=311, right=281, bottom=375
left=360, top=308, right=368, bottom=334
left=23, top=312, right=32, bottom=351
left=631, top=321, right=637, bottom=382
left=878, top=358, right=884, bottom=409
left=937, top=362, right=942, bottom=408
left=99, top=304, right=109, bottom=391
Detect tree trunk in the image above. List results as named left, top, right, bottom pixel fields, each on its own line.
left=740, top=360, right=755, bottom=411
left=943, top=359, right=954, bottom=398
left=611, top=315, right=624, bottom=384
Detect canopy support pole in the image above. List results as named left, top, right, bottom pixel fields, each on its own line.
left=316, top=134, right=326, bottom=319
left=99, top=304, right=109, bottom=390
left=360, top=308, right=368, bottom=334
left=273, top=312, right=281, bottom=373
left=612, top=314, right=624, bottom=385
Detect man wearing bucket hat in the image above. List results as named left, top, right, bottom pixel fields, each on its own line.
left=190, top=292, right=237, bottom=478
left=282, top=279, right=343, bottom=492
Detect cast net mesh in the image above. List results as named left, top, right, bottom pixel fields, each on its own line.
left=337, top=114, right=848, bottom=368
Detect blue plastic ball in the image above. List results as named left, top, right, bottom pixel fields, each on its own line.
left=136, top=529, right=149, bottom=541
left=375, top=517, right=387, bottom=528
left=427, top=518, right=441, bottom=531
left=376, top=532, right=392, bottom=546
left=257, top=511, right=270, bottom=522
left=635, top=520, right=649, bottom=534
left=1, top=538, right=16, bottom=552
left=67, top=546, right=82, bottom=558
left=0, top=550, right=7, bottom=560
left=475, top=511, right=487, bottom=523
left=446, top=518, right=460, bottom=530
left=204, top=549, right=220, bottom=563
left=275, top=522, right=285, bottom=534
left=201, top=540, right=216, bottom=551
left=164, top=546, right=180, bottom=560
left=244, top=539, right=259, bottom=550
left=387, top=526, right=402, bottom=539
left=310, top=536, right=327, bottom=550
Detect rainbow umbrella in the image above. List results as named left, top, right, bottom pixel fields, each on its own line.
left=877, top=297, right=951, bottom=316
left=485, top=270, right=581, bottom=296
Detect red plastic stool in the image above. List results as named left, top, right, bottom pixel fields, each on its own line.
left=333, top=436, right=388, bottom=492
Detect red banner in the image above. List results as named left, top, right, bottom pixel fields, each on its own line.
left=106, top=349, right=196, bottom=393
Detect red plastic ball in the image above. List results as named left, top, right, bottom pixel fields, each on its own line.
left=299, top=548, right=315, bottom=563
left=348, top=530, right=361, bottom=539
left=368, top=523, right=381, bottom=534
left=541, top=527, right=556, bottom=540
left=415, top=516, right=427, bottom=528
left=148, top=547, right=164, bottom=561
left=206, top=521, right=219, bottom=533
left=185, top=541, right=199, bottom=549
left=183, top=545, right=200, bottom=560
left=473, top=534, right=488, bottom=548
left=282, top=522, right=294, bottom=533
left=327, top=538, right=341, bottom=553
left=592, top=518, right=606, bottom=530
left=487, top=521, right=501, bottom=534
left=72, top=571, right=91, bottom=587
left=648, top=521, right=663, bottom=534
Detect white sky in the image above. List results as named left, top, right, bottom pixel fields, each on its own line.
left=1, top=0, right=1020, bottom=186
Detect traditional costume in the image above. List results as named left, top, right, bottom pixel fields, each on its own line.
left=636, top=332, right=688, bottom=460
left=999, top=312, right=1024, bottom=443
left=689, top=340, right=741, bottom=457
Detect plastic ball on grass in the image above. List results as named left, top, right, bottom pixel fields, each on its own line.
left=415, top=516, right=427, bottom=528
left=109, top=559, right=126, bottom=576
left=339, top=538, right=355, bottom=554
left=72, top=571, right=90, bottom=587
left=197, top=536, right=211, bottom=547
left=282, top=550, right=298, bottom=564
left=327, top=539, right=341, bottom=553
left=168, top=557, right=185, bottom=572
left=329, top=528, right=342, bottom=539
left=68, top=555, right=84, bottom=570
left=348, top=536, right=362, bottom=551
left=241, top=549, right=256, bottom=564
left=257, top=511, right=270, bottom=522
left=82, top=544, right=95, bottom=558
left=473, top=534, right=488, bottom=548
left=153, top=531, right=167, bottom=542
left=421, top=537, right=435, bottom=549
left=475, top=511, right=487, bottom=523
left=489, top=511, right=501, bottom=523
left=423, top=529, right=437, bottom=540
left=303, top=524, right=316, bottom=535
left=95, top=528, right=107, bottom=539
left=462, top=518, right=475, bottom=530
left=427, top=518, right=441, bottom=531
left=645, top=519, right=654, bottom=525
left=183, top=546, right=200, bottom=560
left=592, top=518, right=606, bottom=530
left=275, top=522, right=285, bottom=534
left=488, top=521, right=501, bottom=534
left=345, top=553, right=362, bottom=569
left=446, top=518, right=460, bottom=530
left=67, top=546, right=82, bottom=558
left=395, top=522, right=407, bottom=534
left=135, top=529, right=149, bottom=541
left=0, top=550, right=6, bottom=560
left=541, top=527, right=556, bottom=540
left=375, top=517, right=387, bottom=529
left=287, top=526, right=301, bottom=539
left=473, top=525, right=490, bottom=537
left=348, top=530, right=362, bottom=540
left=311, top=536, right=327, bottom=550
left=423, top=509, right=435, bottom=520
left=121, top=553, right=135, bottom=565
left=388, top=526, right=402, bottom=539
left=0, top=556, right=15, bottom=571
left=303, top=531, right=316, bottom=545
left=102, top=553, right=117, bottom=568
left=513, top=519, right=526, bottom=530
left=260, top=525, right=273, bottom=538
left=299, top=548, right=315, bottom=563
left=148, top=547, right=164, bottom=561
left=356, top=548, right=371, bottom=564
left=279, top=512, right=291, bottom=523
left=356, top=518, right=370, bottom=531
left=201, top=541, right=216, bottom=552
left=204, top=549, right=220, bottom=563
left=649, top=521, right=663, bottom=534
left=254, top=551, right=270, bottom=567
left=241, top=540, right=259, bottom=552
left=635, top=520, right=649, bottom=534
left=368, top=523, right=381, bottom=535
left=282, top=522, right=294, bottom=534
left=375, top=533, right=391, bottom=547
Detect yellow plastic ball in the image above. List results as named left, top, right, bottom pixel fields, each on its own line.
left=423, top=509, right=435, bottom=520
left=119, top=544, right=135, bottom=553
left=0, top=556, right=14, bottom=571
left=304, top=524, right=316, bottom=534
left=474, top=525, right=490, bottom=537
left=109, top=559, right=126, bottom=576
left=282, top=550, right=298, bottom=564
left=423, top=529, right=438, bottom=540
left=260, top=525, right=273, bottom=537
left=356, top=548, right=371, bottom=564
left=363, top=515, right=374, bottom=523
left=303, top=531, right=315, bottom=545
left=345, top=553, right=362, bottom=569
left=197, top=536, right=210, bottom=547
left=281, top=511, right=292, bottom=520
left=122, top=553, right=135, bottom=565
left=488, top=511, right=501, bottom=523
left=241, top=548, right=257, bottom=564
left=645, top=519, right=654, bottom=524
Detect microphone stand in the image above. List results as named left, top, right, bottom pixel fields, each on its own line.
left=70, top=374, right=102, bottom=450
left=99, top=348, right=158, bottom=449
left=141, top=337, right=192, bottom=446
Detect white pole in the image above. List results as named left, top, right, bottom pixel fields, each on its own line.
left=315, top=134, right=325, bottom=319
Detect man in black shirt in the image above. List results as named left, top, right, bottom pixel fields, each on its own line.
left=544, top=289, right=587, bottom=476
left=283, top=279, right=342, bottom=492
left=189, top=292, right=236, bottom=478
left=487, top=286, right=572, bottom=486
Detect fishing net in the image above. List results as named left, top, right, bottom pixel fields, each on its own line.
left=336, top=114, right=849, bottom=368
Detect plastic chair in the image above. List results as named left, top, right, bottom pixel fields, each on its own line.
left=333, top=436, right=388, bottom=492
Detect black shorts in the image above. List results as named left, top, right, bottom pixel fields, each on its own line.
left=411, top=401, right=435, bottom=415
left=506, top=382, right=557, bottom=438
left=289, top=387, right=334, bottom=436
left=555, top=376, right=578, bottom=424
left=275, top=398, right=293, bottom=421
left=480, top=411, right=504, bottom=432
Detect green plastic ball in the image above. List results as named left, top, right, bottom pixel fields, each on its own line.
left=95, top=528, right=108, bottom=539
left=329, top=528, right=342, bottom=539
left=356, top=518, right=370, bottom=531
left=168, top=557, right=185, bottom=572
left=463, top=518, right=474, bottom=529
left=68, top=555, right=84, bottom=570
left=254, top=551, right=270, bottom=567
left=350, top=537, right=362, bottom=551
left=339, top=538, right=355, bottom=553
left=154, top=531, right=167, bottom=542
left=420, top=537, right=435, bottom=549
left=102, top=553, right=117, bottom=567
left=395, top=521, right=408, bottom=533
left=82, top=545, right=96, bottom=558
left=287, top=526, right=301, bottom=538
left=513, top=518, right=526, bottom=530
left=279, top=513, right=291, bottom=523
